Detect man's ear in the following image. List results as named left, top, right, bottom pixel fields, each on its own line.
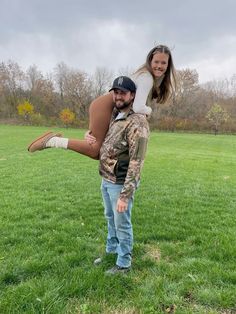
left=131, top=92, right=135, bottom=100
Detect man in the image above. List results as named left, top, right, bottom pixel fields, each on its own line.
left=28, top=75, right=149, bottom=274
left=95, top=76, right=150, bottom=274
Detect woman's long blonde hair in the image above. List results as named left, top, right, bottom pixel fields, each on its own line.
left=134, top=45, right=177, bottom=104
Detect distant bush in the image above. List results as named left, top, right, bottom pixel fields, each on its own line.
left=17, top=100, right=34, bottom=122
left=59, top=108, right=75, bottom=127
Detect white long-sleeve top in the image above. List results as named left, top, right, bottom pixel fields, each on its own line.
left=131, top=71, right=154, bottom=116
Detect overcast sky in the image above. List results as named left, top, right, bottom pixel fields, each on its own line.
left=1, top=0, right=236, bottom=83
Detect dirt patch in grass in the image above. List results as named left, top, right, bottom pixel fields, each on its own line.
left=143, top=244, right=161, bottom=262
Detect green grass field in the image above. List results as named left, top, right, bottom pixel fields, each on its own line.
left=0, top=124, right=236, bottom=314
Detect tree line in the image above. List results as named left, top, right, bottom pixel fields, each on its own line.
left=0, top=60, right=235, bottom=134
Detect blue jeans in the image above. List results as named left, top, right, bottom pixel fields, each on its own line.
left=101, top=179, right=134, bottom=268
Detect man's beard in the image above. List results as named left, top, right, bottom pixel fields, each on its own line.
left=114, top=100, right=132, bottom=110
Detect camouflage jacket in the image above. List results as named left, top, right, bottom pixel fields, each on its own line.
left=99, top=108, right=150, bottom=202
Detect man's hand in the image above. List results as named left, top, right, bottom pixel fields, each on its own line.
left=116, top=198, right=128, bottom=212
left=84, top=130, right=96, bottom=145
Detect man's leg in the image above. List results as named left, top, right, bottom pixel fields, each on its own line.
left=101, top=179, right=119, bottom=254
left=114, top=198, right=133, bottom=268
left=102, top=179, right=134, bottom=268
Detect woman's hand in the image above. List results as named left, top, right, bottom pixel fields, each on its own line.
left=84, top=130, right=97, bottom=145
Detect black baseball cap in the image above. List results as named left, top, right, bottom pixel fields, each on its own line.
left=109, top=76, right=136, bottom=93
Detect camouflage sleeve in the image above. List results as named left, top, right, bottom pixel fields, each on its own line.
left=119, top=115, right=149, bottom=202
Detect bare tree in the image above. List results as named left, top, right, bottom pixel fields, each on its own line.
left=202, top=78, right=232, bottom=101
left=38, top=75, right=57, bottom=116
left=159, top=68, right=200, bottom=130
left=63, top=68, right=93, bottom=119
left=175, top=68, right=200, bottom=114
left=202, top=74, right=236, bottom=120
left=26, top=65, right=44, bottom=95
left=91, top=66, right=113, bottom=98
left=53, top=62, right=69, bottom=101
left=0, top=60, right=25, bottom=117
left=229, top=74, right=236, bottom=97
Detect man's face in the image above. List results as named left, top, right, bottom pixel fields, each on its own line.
left=112, top=89, right=135, bottom=111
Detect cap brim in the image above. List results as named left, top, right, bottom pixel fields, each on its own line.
left=109, top=86, right=130, bottom=92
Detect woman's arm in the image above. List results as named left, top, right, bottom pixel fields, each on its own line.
left=132, top=72, right=153, bottom=115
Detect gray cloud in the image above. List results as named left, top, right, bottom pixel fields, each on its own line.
left=1, top=0, right=236, bottom=83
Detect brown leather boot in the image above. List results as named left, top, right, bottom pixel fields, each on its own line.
left=27, top=131, right=62, bottom=152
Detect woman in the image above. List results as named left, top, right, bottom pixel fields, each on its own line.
left=28, top=45, right=176, bottom=158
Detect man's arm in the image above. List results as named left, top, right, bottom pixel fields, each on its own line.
left=117, top=115, right=149, bottom=212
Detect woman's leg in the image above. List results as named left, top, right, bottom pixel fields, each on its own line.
left=67, top=93, right=114, bottom=159
left=27, top=93, right=114, bottom=160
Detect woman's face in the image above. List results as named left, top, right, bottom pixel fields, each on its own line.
left=150, top=52, right=169, bottom=78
